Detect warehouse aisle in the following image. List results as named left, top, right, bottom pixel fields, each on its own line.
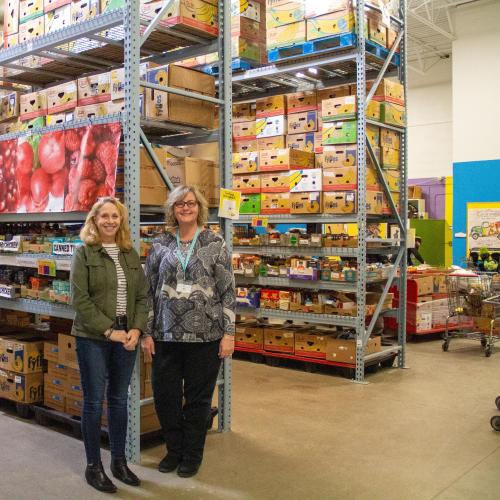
left=1, top=340, right=500, bottom=500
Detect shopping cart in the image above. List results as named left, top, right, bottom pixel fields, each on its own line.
left=442, top=273, right=500, bottom=356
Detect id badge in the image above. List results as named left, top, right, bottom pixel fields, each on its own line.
left=176, top=281, right=193, bottom=294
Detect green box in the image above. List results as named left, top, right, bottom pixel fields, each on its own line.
left=239, top=194, right=261, bottom=214
left=380, top=103, right=406, bottom=127
left=20, top=117, right=45, bottom=132
left=322, top=121, right=357, bottom=145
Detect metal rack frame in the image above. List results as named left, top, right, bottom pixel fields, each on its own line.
left=0, top=0, right=233, bottom=462
left=231, top=0, right=408, bottom=383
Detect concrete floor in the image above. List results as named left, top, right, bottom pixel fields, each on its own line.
left=2, top=338, right=500, bottom=499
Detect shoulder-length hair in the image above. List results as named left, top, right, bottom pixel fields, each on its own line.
left=164, top=185, right=208, bottom=229
left=80, top=197, right=133, bottom=250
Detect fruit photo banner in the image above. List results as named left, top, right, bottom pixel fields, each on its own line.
left=0, top=122, right=121, bottom=213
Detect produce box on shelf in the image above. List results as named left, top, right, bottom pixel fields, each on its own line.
left=294, top=332, right=330, bottom=359
left=235, top=322, right=264, bottom=350
left=263, top=327, right=295, bottom=354
left=259, top=148, right=315, bottom=171
left=0, top=369, right=44, bottom=403
left=325, top=336, right=381, bottom=364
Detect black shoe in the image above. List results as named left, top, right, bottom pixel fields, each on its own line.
left=85, top=463, right=117, bottom=493
left=110, top=458, right=140, bottom=486
left=177, top=461, right=201, bottom=478
left=159, top=454, right=181, bottom=473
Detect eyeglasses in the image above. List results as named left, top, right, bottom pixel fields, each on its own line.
left=174, top=201, right=198, bottom=209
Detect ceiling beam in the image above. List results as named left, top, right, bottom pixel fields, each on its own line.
left=408, top=10, right=456, bottom=40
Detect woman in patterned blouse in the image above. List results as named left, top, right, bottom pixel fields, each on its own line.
left=142, top=185, right=235, bottom=478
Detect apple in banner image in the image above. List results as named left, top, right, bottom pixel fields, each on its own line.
left=0, top=139, right=20, bottom=213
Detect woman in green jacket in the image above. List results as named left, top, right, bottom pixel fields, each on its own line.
left=71, top=197, right=148, bottom=493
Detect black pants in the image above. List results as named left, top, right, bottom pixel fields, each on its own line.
left=152, top=340, right=221, bottom=465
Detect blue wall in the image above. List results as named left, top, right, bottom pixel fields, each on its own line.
left=453, top=159, right=500, bottom=265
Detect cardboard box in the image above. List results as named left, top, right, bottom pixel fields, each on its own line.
left=321, top=145, right=357, bottom=169
left=0, top=370, right=44, bottom=403
left=137, top=185, right=167, bottom=206
left=322, top=121, right=357, bottom=145
left=256, top=95, right=286, bottom=118
left=263, top=328, right=295, bottom=354
left=325, top=336, right=381, bottom=364
left=47, top=81, right=77, bottom=114
left=65, top=395, right=83, bottom=417
left=383, top=169, right=400, bottom=191
left=20, top=0, right=44, bottom=22
left=294, top=333, right=329, bottom=359
left=322, top=96, right=356, bottom=121
left=144, top=87, right=169, bottom=121
left=4, top=33, right=19, bottom=49
left=110, top=68, right=125, bottom=101
left=232, top=0, right=261, bottom=22
left=366, top=191, right=384, bottom=214
left=58, top=333, right=78, bottom=370
left=231, top=16, right=264, bottom=41
left=381, top=128, right=400, bottom=150
left=257, top=135, right=286, bottom=151
left=44, top=385, right=65, bottom=412
left=232, top=152, right=259, bottom=174
left=266, top=1, right=305, bottom=29
left=235, top=323, right=264, bottom=350
left=183, top=157, right=219, bottom=207
left=233, top=139, right=258, bottom=153
left=71, top=0, right=99, bottom=23
left=233, top=102, right=256, bottom=123
left=66, top=368, right=83, bottom=399
left=305, top=0, right=349, bottom=18
left=286, top=132, right=315, bottom=152
left=366, top=99, right=381, bottom=121
left=4, top=0, right=20, bottom=35
left=239, top=194, right=261, bottom=214
left=367, top=123, right=380, bottom=147
left=261, top=192, right=290, bottom=214
left=259, top=148, right=315, bottom=171
left=287, top=110, right=317, bottom=134
left=290, top=192, right=322, bottom=214
left=381, top=147, right=400, bottom=169
left=0, top=336, right=44, bottom=373
left=20, top=91, right=47, bottom=121
left=289, top=168, right=322, bottom=192
left=256, top=115, right=287, bottom=138
left=74, top=102, right=112, bottom=120
left=267, top=20, right=306, bottom=50
left=47, top=360, right=68, bottom=380
left=43, top=341, right=59, bottom=363
left=413, top=276, right=434, bottom=296
left=287, top=91, right=317, bottom=114
left=306, top=8, right=355, bottom=41
left=46, top=111, right=74, bottom=126
left=77, top=73, right=111, bottom=106
left=323, top=191, right=356, bottom=214
left=373, top=78, right=405, bottom=106
left=44, top=0, right=72, bottom=13
left=367, top=16, right=387, bottom=46
left=18, top=16, right=44, bottom=43
left=317, top=85, right=350, bottom=105
left=381, top=102, right=405, bottom=127
left=44, top=4, right=71, bottom=32
left=260, top=172, right=290, bottom=192
left=44, top=371, right=66, bottom=393
left=0, top=92, right=19, bottom=122
left=233, top=174, right=261, bottom=193
left=322, top=166, right=357, bottom=190
left=233, top=121, right=257, bottom=140
left=231, top=36, right=261, bottom=63
left=382, top=190, right=399, bottom=215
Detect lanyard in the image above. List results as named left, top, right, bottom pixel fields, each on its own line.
left=176, top=227, right=200, bottom=274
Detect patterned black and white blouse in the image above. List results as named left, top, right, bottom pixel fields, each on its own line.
left=144, top=228, right=236, bottom=342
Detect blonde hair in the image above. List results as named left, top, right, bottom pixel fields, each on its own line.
left=80, top=197, right=133, bottom=250
left=164, top=185, right=208, bottom=228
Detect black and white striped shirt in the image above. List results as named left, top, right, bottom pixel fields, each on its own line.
left=103, top=244, right=127, bottom=317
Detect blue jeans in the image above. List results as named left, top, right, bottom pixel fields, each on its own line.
left=76, top=336, right=137, bottom=465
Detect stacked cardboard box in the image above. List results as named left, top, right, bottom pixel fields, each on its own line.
left=266, top=0, right=306, bottom=51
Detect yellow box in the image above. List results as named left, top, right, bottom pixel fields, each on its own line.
left=233, top=102, right=256, bottom=123
left=267, top=20, right=306, bottom=50
left=20, top=0, right=44, bottom=22
left=266, top=1, right=305, bottom=29
left=0, top=370, right=44, bottom=403
left=256, top=95, right=286, bottom=118
left=47, top=81, right=77, bottom=114
left=384, top=169, right=400, bottom=191
left=232, top=152, right=259, bottom=174
left=290, top=192, right=322, bottom=214
left=367, top=16, right=387, bottom=46
left=322, top=96, right=356, bottom=121
left=373, top=78, right=405, bottom=106
left=233, top=139, right=258, bottom=153
left=382, top=190, right=400, bottom=215
left=321, top=145, right=357, bottom=168
left=261, top=192, right=291, bottom=214
left=233, top=120, right=257, bottom=140
left=18, top=16, right=45, bottom=43
left=259, top=148, right=315, bottom=171
left=367, top=123, right=380, bottom=147
left=381, top=146, right=400, bottom=169
left=306, top=9, right=355, bottom=41
left=287, top=110, right=317, bottom=134
left=287, top=91, right=317, bottom=114
left=323, top=191, right=356, bottom=214
left=381, top=102, right=405, bottom=127
left=366, top=99, right=381, bottom=121
left=380, top=129, right=401, bottom=150
left=257, top=135, right=287, bottom=151
left=317, top=85, right=351, bottom=106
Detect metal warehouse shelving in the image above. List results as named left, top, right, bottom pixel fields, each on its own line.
left=231, top=0, right=408, bottom=383
left=0, top=0, right=233, bottom=463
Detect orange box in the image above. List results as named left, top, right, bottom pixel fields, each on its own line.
left=286, top=91, right=317, bottom=114
left=256, top=95, right=286, bottom=118
left=260, top=192, right=290, bottom=214
left=43, top=341, right=59, bottom=364
left=260, top=172, right=289, bottom=193
left=47, top=81, right=77, bottom=114
left=259, top=148, right=315, bottom=171
left=20, top=91, right=47, bottom=120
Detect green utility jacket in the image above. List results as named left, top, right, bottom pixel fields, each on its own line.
left=70, top=244, right=149, bottom=340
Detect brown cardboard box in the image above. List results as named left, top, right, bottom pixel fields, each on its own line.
left=58, top=333, right=78, bottom=370
left=233, top=121, right=257, bottom=140
left=323, top=191, right=356, bottom=214
left=184, top=157, right=220, bottom=207
left=140, top=402, right=161, bottom=433
left=260, top=172, right=290, bottom=192
left=290, top=192, right=322, bottom=214
left=322, top=166, right=357, bottom=190
left=381, top=146, right=400, bottom=169
left=366, top=191, right=384, bottom=215
left=232, top=152, right=259, bottom=174
left=0, top=369, right=44, bottom=403
left=18, top=16, right=44, bottom=43
left=43, top=341, right=59, bottom=364
left=233, top=102, right=256, bottom=123
left=317, top=85, right=350, bottom=105
left=144, top=87, right=169, bottom=121
left=44, top=385, right=65, bottom=412
left=381, top=128, right=400, bottom=150
left=4, top=0, right=19, bottom=35
left=257, top=136, right=286, bottom=151
left=0, top=92, right=19, bottom=122
left=373, top=78, right=405, bottom=106
left=287, top=91, right=317, bottom=114
left=66, top=367, right=83, bottom=399
left=65, top=395, right=84, bottom=417
left=384, top=169, right=400, bottom=191
left=259, top=148, right=315, bottom=171
left=294, top=333, right=329, bottom=359
left=367, top=16, right=387, bottom=46
left=47, top=360, right=69, bottom=380
left=110, top=68, right=125, bottom=100
left=256, top=95, right=286, bottom=118
left=77, top=72, right=111, bottom=106
left=408, top=185, right=423, bottom=199
left=267, top=20, right=306, bottom=50
left=139, top=185, right=168, bottom=206
left=287, top=110, right=317, bottom=134
left=233, top=174, right=261, bottom=193
left=235, top=323, right=264, bottom=350
left=321, top=145, right=357, bottom=169
left=413, top=276, right=434, bottom=296
left=20, top=91, right=47, bottom=120
left=322, top=96, right=356, bottom=121
left=0, top=336, right=44, bottom=373
left=286, top=132, right=315, bottom=152
left=74, top=102, right=113, bottom=120
left=263, top=327, right=295, bottom=354
left=325, top=336, right=381, bottom=364
left=261, top=192, right=290, bottom=214
left=44, top=372, right=66, bottom=394
left=47, top=81, right=77, bottom=114
left=233, top=139, right=258, bottom=153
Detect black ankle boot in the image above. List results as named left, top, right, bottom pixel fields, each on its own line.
left=110, top=457, right=140, bottom=486
left=85, top=463, right=117, bottom=493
